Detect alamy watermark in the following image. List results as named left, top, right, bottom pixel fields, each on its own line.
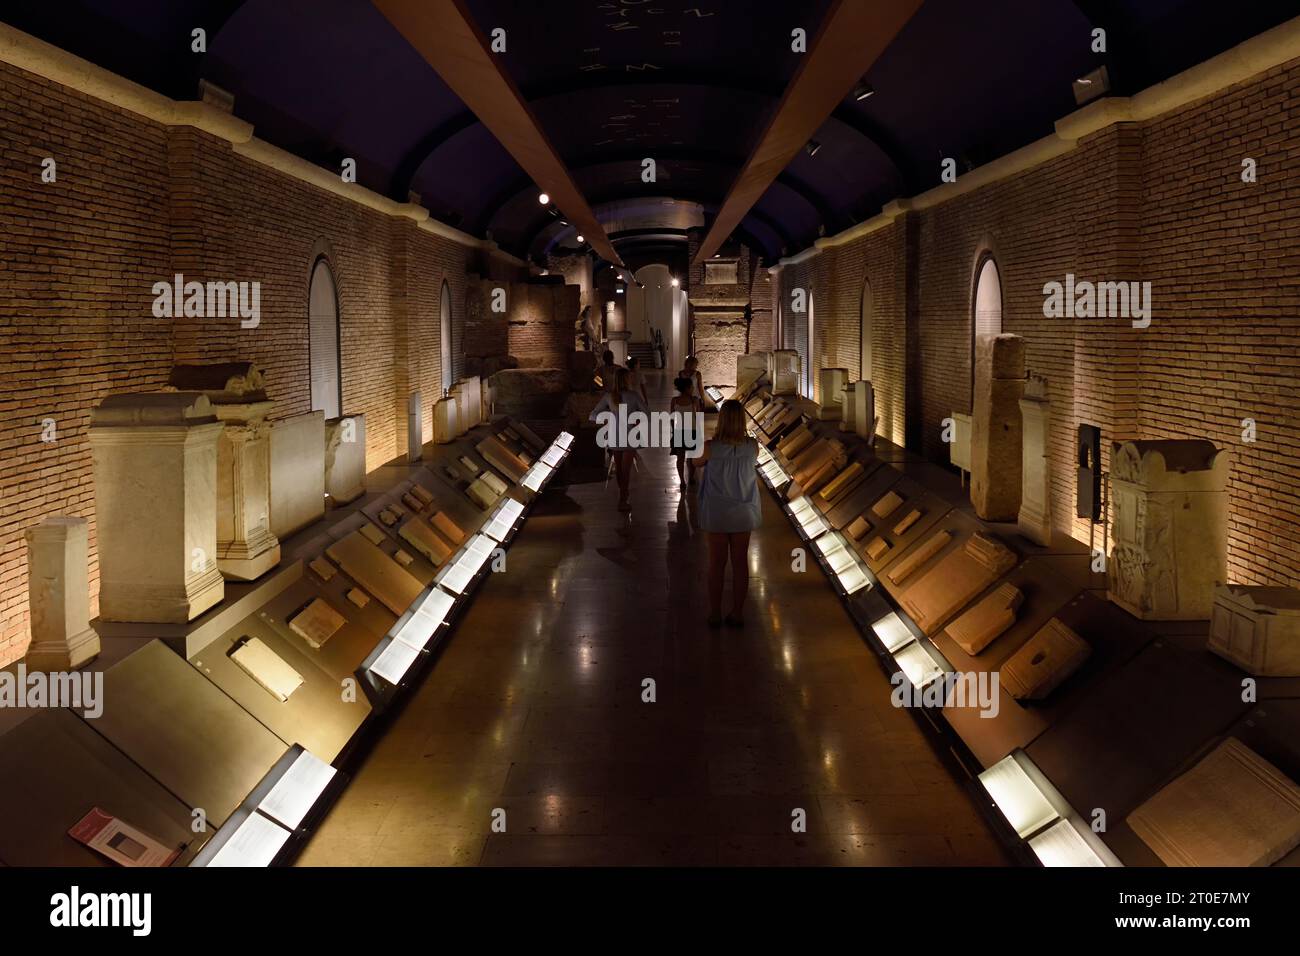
left=151, top=273, right=261, bottom=328
left=594, top=408, right=706, bottom=458
left=890, top=669, right=1000, bottom=719
left=0, top=664, right=103, bottom=718
left=1042, top=273, right=1151, bottom=328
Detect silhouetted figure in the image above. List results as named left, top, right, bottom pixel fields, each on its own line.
left=696, top=400, right=761, bottom=626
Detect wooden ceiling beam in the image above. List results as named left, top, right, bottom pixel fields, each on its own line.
left=692, top=0, right=924, bottom=265
left=373, top=0, right=624, bottom=266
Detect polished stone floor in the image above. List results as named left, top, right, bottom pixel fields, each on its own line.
left=299, top=374, right=1009, bottom=866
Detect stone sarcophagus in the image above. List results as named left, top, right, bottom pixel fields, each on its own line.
left=1108, top=440, right=1228, bottom=621
left=770, top=350, right=800, bottom=396
left=970, top=334, right=1025, bottom=521
left=1208, top=585, right=1300, bottom=676
left=90, top=392, right=226, bottom=623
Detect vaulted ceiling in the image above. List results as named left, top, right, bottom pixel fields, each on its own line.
left=5, top=0, right=1293, bottom=266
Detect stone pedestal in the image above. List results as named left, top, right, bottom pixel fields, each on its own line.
left=433, top=397, right=459, bottom=444
left=169, top=362, right=281, bottom=579
left=608, top=330, right=630, bottom=367
left=771, top=350, right=800, bottom=396
left=818, top=368, right=848, bottom=421
left=853, top=380, right=875, bottom=442
left=736, top=353, right=769, bottom=392
left=90, top=393, right=225, bottom=623
left=23, top=517, right=99, bottom=670
left=970, top=334, right=1025, bottom=521
left=451, top=376, right=482, bottom=432
left=840, top=382, right=857, bottom=433
left=325, top=413, right=366, bottom=504
left=1108, top=439, right=1228, bottom=620
left=1017, top=375, right=1052, bottom=546
left=212, top=407, right=279, bottom=580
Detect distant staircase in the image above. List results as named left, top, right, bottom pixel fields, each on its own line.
left=627, top=340, right=658, bottom=368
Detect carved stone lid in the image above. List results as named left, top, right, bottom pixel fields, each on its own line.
left=90, top=392, right=218, bottom=426
left=1111, top=439, right=1228, bottom=489
left=168, top=362, right=268, bottom=402
left=1218, top=584, right=1300, bottom=615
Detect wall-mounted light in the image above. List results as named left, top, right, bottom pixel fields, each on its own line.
left=805, top=140, right=822, bottom=158
left=538, top=192, right=550, bottom=204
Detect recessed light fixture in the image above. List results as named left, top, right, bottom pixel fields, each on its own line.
left=575, top=234, right=585, bottom=243
left=538, top=192, right=550, bottom=204
left=616, top=286, right=625, bottom=294
left=852, top=81, right=875, bottom=101
left=805, top=140, right=822, bottom=158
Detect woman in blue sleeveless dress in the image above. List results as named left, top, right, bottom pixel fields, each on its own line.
left=697, top=400, right=762, bottom=627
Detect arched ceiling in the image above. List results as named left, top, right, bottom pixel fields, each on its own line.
left=5, top=0, right=1295, bottom=264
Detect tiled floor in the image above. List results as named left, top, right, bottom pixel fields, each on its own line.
left=299, top=374, right=1010, bottom=867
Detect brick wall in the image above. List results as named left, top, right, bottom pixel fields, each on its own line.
left=0, top=60, right=521, bottom=664
left=775, top=55, right=1300, bottom=589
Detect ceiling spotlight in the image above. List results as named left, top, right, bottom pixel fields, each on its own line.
left=805, top=140, right=822, bottom=158
left=852, top=81, right=875, bottom=102
left=538, top=192, right=550, bottom=204
left=576, top=234, right=585, bottom=243
left=616, top=286, right=625, bottom=294
left=670, top=277, right=679, bottom=288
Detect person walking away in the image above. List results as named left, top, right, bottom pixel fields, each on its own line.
left=589, top=367, right=649, bottom=512
left=677, top=355, right=710, bottom=410
left=669, top=375, right=703, bottom=488
left=696, top=400, right=762, bottom=626
left=626, top=356, right=650, bottom=405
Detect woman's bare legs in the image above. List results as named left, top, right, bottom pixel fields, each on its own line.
left=615, top=450, right=633, bottom=509
left=706, top=532, right=729, bottom=623
left=727, top=531, right=751, bottom=621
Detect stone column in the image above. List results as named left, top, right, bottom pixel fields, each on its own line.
left=23, top=517, right=100, bottom=671
left=970, top=333, right=1025, bottom=521
left=1018, top=374, right=1053, bottom=545
left=89, top=393, right=225, bottom=623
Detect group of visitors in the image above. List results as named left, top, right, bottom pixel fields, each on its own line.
left=588, top=351, right=761, bottom=628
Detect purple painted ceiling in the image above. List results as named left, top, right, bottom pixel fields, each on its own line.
left=3, top=0, right=1293, bottom=263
